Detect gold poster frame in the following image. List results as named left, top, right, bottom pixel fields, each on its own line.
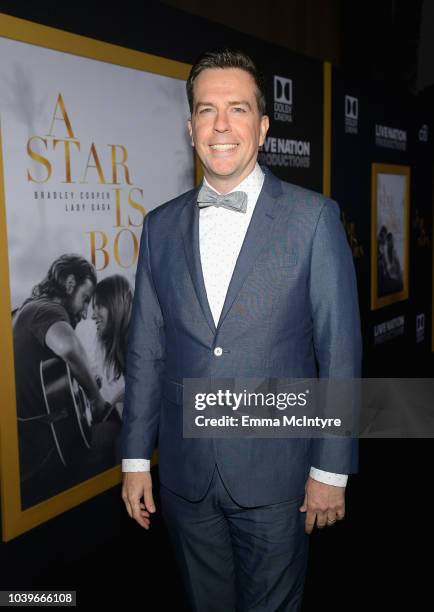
left=371, top=162, right=410, bottom=310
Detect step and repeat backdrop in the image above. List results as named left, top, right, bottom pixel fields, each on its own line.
left=0, top=13, right=432, bottom=540
left=331, top=68, right=433, bottom=373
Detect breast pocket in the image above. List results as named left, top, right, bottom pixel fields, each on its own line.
left=254, top=250, right=298, bottom=269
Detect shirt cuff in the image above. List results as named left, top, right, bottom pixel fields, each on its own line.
left=310, top=467, right=348, bottom=487
left=122, top=459, right=151, bottom=472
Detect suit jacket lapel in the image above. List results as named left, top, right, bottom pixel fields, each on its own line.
left=216, top=170, right=284, bottom=329
left=180, top=187, right=217, bottom=334
left=179, top=170, right=284, bottom=335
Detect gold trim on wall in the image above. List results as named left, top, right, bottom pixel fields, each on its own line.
left=432, top=177, right=434, bottom=352
left=0, top=13, right=190, bottom=80
left=322, top=62, right=332, bottom=197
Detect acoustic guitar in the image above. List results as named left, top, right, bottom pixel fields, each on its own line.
left=40, top=357, right=117, bottom=466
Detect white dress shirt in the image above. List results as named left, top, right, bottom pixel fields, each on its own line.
left=122, top=163, right=348, bottom=488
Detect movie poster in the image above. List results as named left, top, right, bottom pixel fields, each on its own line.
left=371, top=164, right=410, bottom=310
left=0, top=31, right=193, bottom=520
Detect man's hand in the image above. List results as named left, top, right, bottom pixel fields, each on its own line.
left=122, top=471, right=156, bottom=530
left=89, top=394, right=110, bottom=423
left=299, top=476, right=345, bottom=534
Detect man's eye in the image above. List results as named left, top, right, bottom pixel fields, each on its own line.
left=232, top=107, right=246, bottom=113
left=199, top=108, right=212, bottom=113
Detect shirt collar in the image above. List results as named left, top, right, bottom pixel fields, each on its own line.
left=202, top=163, right=264, bottom=195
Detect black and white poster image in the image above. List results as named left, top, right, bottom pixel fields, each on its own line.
left=13, top=256, right=132, bottom=509
left=371, top=164, right=409, bottom=310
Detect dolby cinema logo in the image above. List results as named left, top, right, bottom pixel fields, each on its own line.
left=273, top=75, right=293, bottom=123
left=345, top=95, right=358, bottom=134
left=418, top=124, right=429, bottom=143
left=416, top=313, right=425, bottom=343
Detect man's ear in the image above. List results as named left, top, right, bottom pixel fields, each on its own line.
left=259, top=114, right=270, bottom=147
left=188, top=118, right=194, bottom=146
left=64, top=274, right=76, bottom=294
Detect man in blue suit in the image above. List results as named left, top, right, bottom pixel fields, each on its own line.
left=121, top=49, right=361, bottom=611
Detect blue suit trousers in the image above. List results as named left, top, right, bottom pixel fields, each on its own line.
left=160, top=463, right=309, bottom=612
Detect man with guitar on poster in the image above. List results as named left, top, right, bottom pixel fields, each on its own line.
left=13, top=254, right=112, bottom=509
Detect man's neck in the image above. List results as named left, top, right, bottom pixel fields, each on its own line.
left=204, top=163, right=259, bottom=194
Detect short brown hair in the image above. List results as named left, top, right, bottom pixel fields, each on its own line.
left=186, top=48, right=267, bottom=116
left=31, top=254, right=96, bottom=300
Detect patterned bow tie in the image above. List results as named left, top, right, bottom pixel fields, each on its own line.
left=197, top=184, right=248, bottom=213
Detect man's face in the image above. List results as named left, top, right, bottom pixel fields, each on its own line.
left=188, top=68, right=269, bottom=192
left=65, top=278, right=95, bottom=329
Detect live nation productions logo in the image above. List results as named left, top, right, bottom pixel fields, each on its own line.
left=344, top=95, right=358, bottom=135
left=27, top=93, right=145, bottom=271
left=375, top=124, right=407, bottom=151
left=374, top=315, right=405, bottom=344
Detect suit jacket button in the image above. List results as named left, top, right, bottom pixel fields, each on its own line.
left=213, top=347, right=223, bottom=356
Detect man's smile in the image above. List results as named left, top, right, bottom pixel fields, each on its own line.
left=209, top=143, right=239, bottom=151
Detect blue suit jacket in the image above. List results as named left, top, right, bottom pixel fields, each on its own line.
left=121, top=168, right=362, bottom=506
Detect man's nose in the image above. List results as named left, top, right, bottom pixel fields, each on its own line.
left=81, top=304, right=89, bottom=320
left=213, top=110, right=230, bottom=132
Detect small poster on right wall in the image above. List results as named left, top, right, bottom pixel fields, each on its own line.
left=371, top=163, right=410, bottom=310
